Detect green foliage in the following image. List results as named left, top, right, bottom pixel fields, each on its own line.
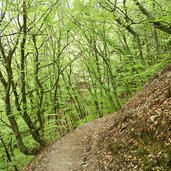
left=0, top=147, right=33, bottom=171
left=0, top=0, right=171, bottom=170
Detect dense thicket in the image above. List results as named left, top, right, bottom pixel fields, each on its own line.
left=0, top=0, right=170, bottom=170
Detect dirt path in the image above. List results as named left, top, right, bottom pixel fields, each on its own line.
left=24, top=114, right=115, bottom=171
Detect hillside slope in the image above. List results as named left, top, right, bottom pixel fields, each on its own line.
left=80, top=63, right=171, bottom=171
left=24, top=63, right=171, bottom=171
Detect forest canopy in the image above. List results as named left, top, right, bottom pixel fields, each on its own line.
left=0, top=0, right=170, bottom=170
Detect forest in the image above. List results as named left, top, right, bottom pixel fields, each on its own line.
left=0, top=0, right=171, bottom=170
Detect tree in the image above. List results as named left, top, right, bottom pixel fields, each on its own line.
left=0, top=0, right=61, bottom=155
left=0, top=0, right=171, bottom=169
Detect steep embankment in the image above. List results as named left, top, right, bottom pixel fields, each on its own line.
left=24, top=64, right=171, bottom=171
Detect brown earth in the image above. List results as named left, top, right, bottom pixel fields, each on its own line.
left=24, top=63, right=171, bottom=171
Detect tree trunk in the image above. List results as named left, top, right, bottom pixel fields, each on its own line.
left=20, top=0, right=47, bottom=146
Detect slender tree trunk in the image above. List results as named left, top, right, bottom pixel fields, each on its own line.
left=32, top=35, right=45, bottom=131
left=20, top=0, right=46, bottom=146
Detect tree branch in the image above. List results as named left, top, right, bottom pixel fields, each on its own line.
left=134, top=0, right=171, bottom=34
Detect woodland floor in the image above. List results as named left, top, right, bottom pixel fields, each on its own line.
left=24, top=63, right=171, bottom=171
